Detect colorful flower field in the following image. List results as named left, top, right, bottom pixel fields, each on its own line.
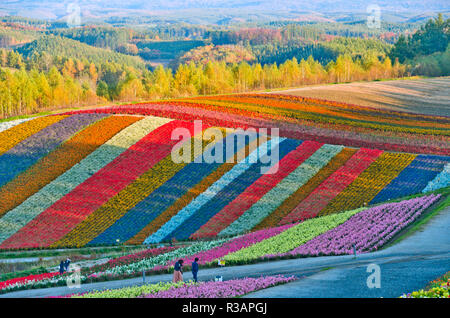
left=142, top=276, right=297, bottom=298
left=0, top=93, right=448, bottom=250
left=58, top=276, right=296, bottom=298
left=401, top=271, right=450, bottom=298
left=266, top=194, right=441, bottom=259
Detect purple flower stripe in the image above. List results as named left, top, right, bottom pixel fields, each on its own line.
left=142, top=275, right=297, bottom=298
left=0, top=114, right=108, bottom=188
left=273, top=194, right=441, bottom=258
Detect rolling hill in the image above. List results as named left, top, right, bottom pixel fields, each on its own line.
left=0, top=93, right=448, bottom=249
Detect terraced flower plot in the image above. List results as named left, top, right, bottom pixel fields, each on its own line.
left=0, top=94, right=448, bottom=250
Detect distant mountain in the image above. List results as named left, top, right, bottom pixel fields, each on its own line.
left=0, top=0, right=449, bottom=22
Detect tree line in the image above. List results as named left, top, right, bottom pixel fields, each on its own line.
left=0, top=48, right=404, bottom=119
left=389, top=14, right=449, bottom=76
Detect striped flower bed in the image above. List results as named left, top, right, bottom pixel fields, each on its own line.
left=89, top=130, right=253, bottom=245
left=51, top=120, right=196, bottom=248
left=273, top=195, right=441, bottom=258
left=143, top=137, right=287, bottom=243
left=0, top=114, right=106, bottom=189
left=280, top=148, right=381, bottom=224
left=0, top=115, right=140, bottom=219
left=191, top=140, right=320, bottom=239
left=224, top=208, right=362, bottom=263
left=164, top=138, right=301, bottom=241
left=142, top=275, right=297, bottom=298
left=422, top=162, right=450, bottom=193
left=220, top=143, right=343, bottom=236
left=0, top=104, right=447, bottom=250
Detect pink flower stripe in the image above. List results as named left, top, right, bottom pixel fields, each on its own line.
left=280, top=148, right=383, bottom=224
left=20, top=121, right=195, bottom=247
left=191, top=141, right=323, bottom=239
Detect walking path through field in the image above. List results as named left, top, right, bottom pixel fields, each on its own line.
left=2, top=207, right=449, bottom=298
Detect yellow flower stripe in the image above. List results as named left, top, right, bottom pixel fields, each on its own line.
left=53, top=129, right=227, bottom=247
left=0, top=115, right=141, bottom=217
left=319, top=152, right=417, bottom=216
left=127, top=136, right=262, bottom=245
left=0, top=115, right=67, bottom=156
left=252, top=147, right=358, bottom=230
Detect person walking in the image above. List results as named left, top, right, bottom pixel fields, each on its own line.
left=64, top=258, right=71, bottom=272
left=59, top=260, right=65, bottom=275
left=172, top=259, right=184, bottom=283
left=191, top=258, right=199, bottom=283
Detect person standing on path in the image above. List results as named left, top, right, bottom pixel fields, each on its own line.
left=64, top=258, right=71, bottom=272
left=191, top=258, right=199, bottom=283
left=59, top=261, right=65, bottom=275
left=173, top=259, right=184, bottom=283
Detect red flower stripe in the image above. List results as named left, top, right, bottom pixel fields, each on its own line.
left=0, top=272, right=59, bottom=290
left=280, top=148, right=383, bottom=224
left=191, top=140, right=323, bottom=239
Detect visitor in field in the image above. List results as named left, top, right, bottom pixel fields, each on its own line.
left=64, top=258, right=71, bottom=271
left=192, top=257, right=199, bottom=282
left=173, top=259, right=184, bottom=283
left=59, top=261, right=65, bottom=275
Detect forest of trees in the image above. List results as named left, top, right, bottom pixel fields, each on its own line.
left=389, top=14, right=449, bottom=76
left=0, top=45, right=404, bottom=119
left=0, top=14, right=447, bottom=119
